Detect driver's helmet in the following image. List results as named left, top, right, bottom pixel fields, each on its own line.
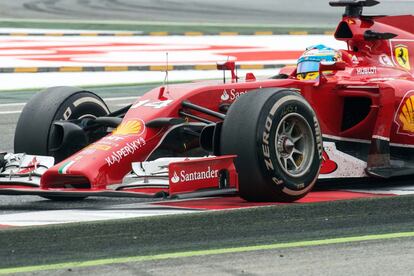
left=296, top=44, right=342, bottom=80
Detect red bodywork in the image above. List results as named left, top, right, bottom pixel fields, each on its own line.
left=4, top=11, right=414, bottom=197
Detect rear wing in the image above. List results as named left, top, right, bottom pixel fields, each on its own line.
left=330, top=0, right=414, bottom=74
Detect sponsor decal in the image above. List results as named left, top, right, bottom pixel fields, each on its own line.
left=394, top=44, right=410, bottom=70
left=58, top=156, right=83, bottom=174
left=105, top=137, right=146, bottom=166
left=17, top=157, right=39, bottom=174
left=314, top=116, right=323, bottom=160
left=104, top=136, right=124, bottom=141
left=351, top=55, right=359, bottom=65
left=63, top=107, right=72, bottom=120
left=95, top=136, right=125, bottom=147
left=262, top=104, right=284, bottom=186
left=320, top=151, right=338, bottom=174
left=281, top=104, right=298, bottom=116
left=80, top=148, right=97, bottom=155
left=369, top=77, right=397, bottom=82
left=171, top=171, right=180, bottom=183
left=82, top=136, right=126, bottom=154
left=379, top=54, right=393, bottom=67
left=171, top=166, right=219, bottom=183
left=221, top=90, right=230, bottom=101
left=395, top=90, right=414, bottom=136
left=88, top=144, right=111, bottom=151
left=346, top=19, right=356, bottom=24
left=58, top=160, right=76, bottom=175
left=113, top=119, right=145, bottom=136
left=131, top=99, right=173, bottom=109
left=356, top=67, right=377, bottom=75
left=220, top=89, right=247, bottom=102
left=262, top=113, right=274, bottom=171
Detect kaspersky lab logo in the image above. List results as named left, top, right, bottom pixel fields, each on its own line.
left=171, top=167, right=219, bottom=183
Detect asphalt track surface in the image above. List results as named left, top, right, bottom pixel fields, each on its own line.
left=0, top=0, right=413, bottom=26
left=1, top=195, right=414, bottom=274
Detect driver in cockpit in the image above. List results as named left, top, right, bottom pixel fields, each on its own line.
left=296, top=44, right=343, bottom=80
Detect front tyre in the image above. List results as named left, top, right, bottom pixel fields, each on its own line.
left=14, top=86, right=110, bottom=201
left=220, top=88, right=322, bottom=202
left=14, top=86, right=110, bottom=163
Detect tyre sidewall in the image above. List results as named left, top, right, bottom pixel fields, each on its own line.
left=257, top=92, right=322, bottom=197
left=52, top=92, right=109, bottom=122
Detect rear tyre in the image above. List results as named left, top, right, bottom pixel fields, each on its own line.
left=220, top=88, right=322, bottom=202
left=14, top=86, right=110, bottom=201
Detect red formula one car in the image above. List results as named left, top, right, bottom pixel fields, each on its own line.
left=1, top=0, right=414, bottom=202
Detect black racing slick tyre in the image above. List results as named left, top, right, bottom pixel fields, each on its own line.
left=220, top=88, right=322, bottom=202
left=14, top=86, right=110, bottom=201
left=14, top=86, right=110, bottom=162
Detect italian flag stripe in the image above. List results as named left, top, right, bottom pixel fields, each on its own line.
left=58, top=161, right=75, bottom=175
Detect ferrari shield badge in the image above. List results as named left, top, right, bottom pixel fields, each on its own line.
left=395, top=91, right=414, bottom=136
left=394, top=44, right=411, bottom=70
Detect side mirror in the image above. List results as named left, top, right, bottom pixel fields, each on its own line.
left=319, top=61, right=347, bottom=72
left=217, top=61, right=238, bottom=83
left=217, top=61, right=235, bottom=71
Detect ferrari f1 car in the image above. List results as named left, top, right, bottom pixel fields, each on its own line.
left=1, top=0, right=414, bottom=202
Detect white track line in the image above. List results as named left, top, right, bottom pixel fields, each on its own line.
left=0, top=103, right=25, bottom=107
left=0, top=96, right=137, bottom=107
left=0, top=111, right=21, bottom=115
left=104, top=96, right=138, bottom=101
left=0, top=203, right=198, bottom=226
left=0, top=96, right=138, bottom=115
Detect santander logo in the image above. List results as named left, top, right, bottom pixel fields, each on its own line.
left=221, top=90, right=230, bottom=101
left=170, top=166, right=219, bottom=183
left=171, top=171, right=180, bottom=183
left=220, top=89, right=248, bottom=102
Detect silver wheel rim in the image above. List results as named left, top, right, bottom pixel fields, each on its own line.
left=274, top=113, right=314, bottom=178
left=77, top=114, right=97, bottom=120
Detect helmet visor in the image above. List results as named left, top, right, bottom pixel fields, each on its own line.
left=297, top=61, right=319, bottom=74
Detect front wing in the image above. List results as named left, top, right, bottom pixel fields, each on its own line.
left=0, top=154, right=238, bottom=199
left=0, top=142, right=370, bottom=199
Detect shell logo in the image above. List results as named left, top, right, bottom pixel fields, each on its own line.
left=113, top=119, right=145, bottom=136
left=395, top=91, right=414, bottom=136
left=346, top=19, right=356, bottom=25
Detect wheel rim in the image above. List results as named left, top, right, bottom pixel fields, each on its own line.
left=274, top=113, right=314, bottom=178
